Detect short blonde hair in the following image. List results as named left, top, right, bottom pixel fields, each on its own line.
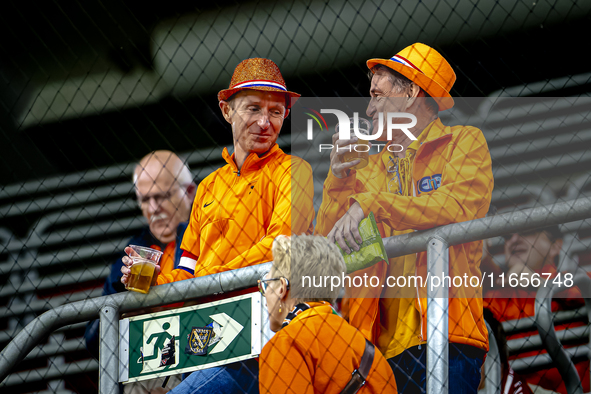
left=271, top=234, right=346, bottom=303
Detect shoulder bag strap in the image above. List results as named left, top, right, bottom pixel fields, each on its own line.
left=340, top=339, right=376, bottom=394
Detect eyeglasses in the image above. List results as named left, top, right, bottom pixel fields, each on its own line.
left=258, top=277, right=290, bottom=295
left=387, top=156, right=403, bottom=195
left=137, top=184, right=188, bottom=208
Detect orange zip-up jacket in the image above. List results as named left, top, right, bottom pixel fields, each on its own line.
left=259, top=302, right=397, bottom=394
left=316, top=118, right=493, bottom=356
left=157, top=144, right=315, bottom=283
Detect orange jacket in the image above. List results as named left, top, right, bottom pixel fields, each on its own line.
left=158, top=241, right=176, bottom=276
left=158, top=144, right=315, bottom=283
left=316, top=118, right=493, bottom=356
left=259, top=302, right=397, bottom=394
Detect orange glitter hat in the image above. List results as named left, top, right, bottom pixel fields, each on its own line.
left=217, top=58, right=300, bottom=107
left=367, top=43, right=456, bottom=111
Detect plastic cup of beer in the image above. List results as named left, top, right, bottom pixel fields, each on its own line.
left=337, top=117, right=372, bottom=170
left=126, top=245, right=163, bottom=294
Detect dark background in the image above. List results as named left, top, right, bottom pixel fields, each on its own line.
left=1, top=0, right=590, bottom=185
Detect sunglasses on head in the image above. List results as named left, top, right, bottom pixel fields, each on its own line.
left=258, top=277, right=290, bottom=295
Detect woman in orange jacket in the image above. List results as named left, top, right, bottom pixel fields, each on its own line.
left=258, top=235, right=397, bottom=394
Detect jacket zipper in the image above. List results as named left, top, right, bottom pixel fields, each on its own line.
left=416, top=262, right=425, bottom=347
left=219, top=160, right=244, bottom=218
left=217, top=146, right=278, bottom=220
left=218, top=174, right=240, bottom=219
left=411, top=165, right=424, bottom=347
left=413, top=134, right=451, bottom=346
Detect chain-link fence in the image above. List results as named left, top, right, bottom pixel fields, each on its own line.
left=1, top=0, right=591, bottom=393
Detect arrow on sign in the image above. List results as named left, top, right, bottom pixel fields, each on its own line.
left=208, top=313, right=244, bottom=354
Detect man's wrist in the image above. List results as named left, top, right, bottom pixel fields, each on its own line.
left=349, top=198, right=366, bottom=217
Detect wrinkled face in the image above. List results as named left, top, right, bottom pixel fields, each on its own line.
left=504, top=231, right=560, bottom=272
left=222, top=90, right=286, bottom=158
left=366, top=70, right=409, bottom=142
left=135, top=163, right=192, bottom=244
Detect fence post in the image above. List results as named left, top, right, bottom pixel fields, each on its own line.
left=484, top=321, right=501, bottom=394
left=99, top=304, right=120, bottom=394
left=427, top=236, right=449, bottom=394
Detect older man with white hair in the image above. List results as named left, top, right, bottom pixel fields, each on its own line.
left=85, top=150, right=196, bottom=393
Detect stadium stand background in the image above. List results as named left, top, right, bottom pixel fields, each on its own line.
left=1, top=0, right=591, bottom=392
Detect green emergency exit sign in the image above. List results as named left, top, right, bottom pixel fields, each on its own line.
left=119, top=292, right=266, bottom=383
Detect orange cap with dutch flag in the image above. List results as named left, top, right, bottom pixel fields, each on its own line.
left=367, top=43, right=456, bottom=111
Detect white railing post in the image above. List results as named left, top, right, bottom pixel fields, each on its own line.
left=99, top=304, right=120, bottom=394
left=427, top=236, right=449, bottom=394
left=484, top=321, right=502, bottom=394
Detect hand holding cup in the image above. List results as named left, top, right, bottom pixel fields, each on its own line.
left=121, top=245, right=162, bottom=293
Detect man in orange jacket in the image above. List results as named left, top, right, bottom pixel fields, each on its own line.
left=157, top=58, right=314, bottom=283
left=315, top=43, right=494, bottom=393
left=121, top=58, right=315, bottom=394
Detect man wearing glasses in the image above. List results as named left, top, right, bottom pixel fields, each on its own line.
left=85, top=150, right=196, bottom=393
left=316, top=43, right=494, bottom=393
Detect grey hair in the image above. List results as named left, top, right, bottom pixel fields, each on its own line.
left=271, top=234, right=346, bottom=304
left=368, top=64, right=414, bottom=94
left=368, top=64, right=439, bottom=114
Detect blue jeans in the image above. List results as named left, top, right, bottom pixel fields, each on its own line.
left=170, top=359, right=259, bottom=394
left=387, top=343, right=485, bottom=394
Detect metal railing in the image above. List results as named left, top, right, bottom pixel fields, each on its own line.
left=535, top=271, right=591, bottom=394
left=483, top=321, right=502, bottom=394
left=2, top=196, right=591, bottom=393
